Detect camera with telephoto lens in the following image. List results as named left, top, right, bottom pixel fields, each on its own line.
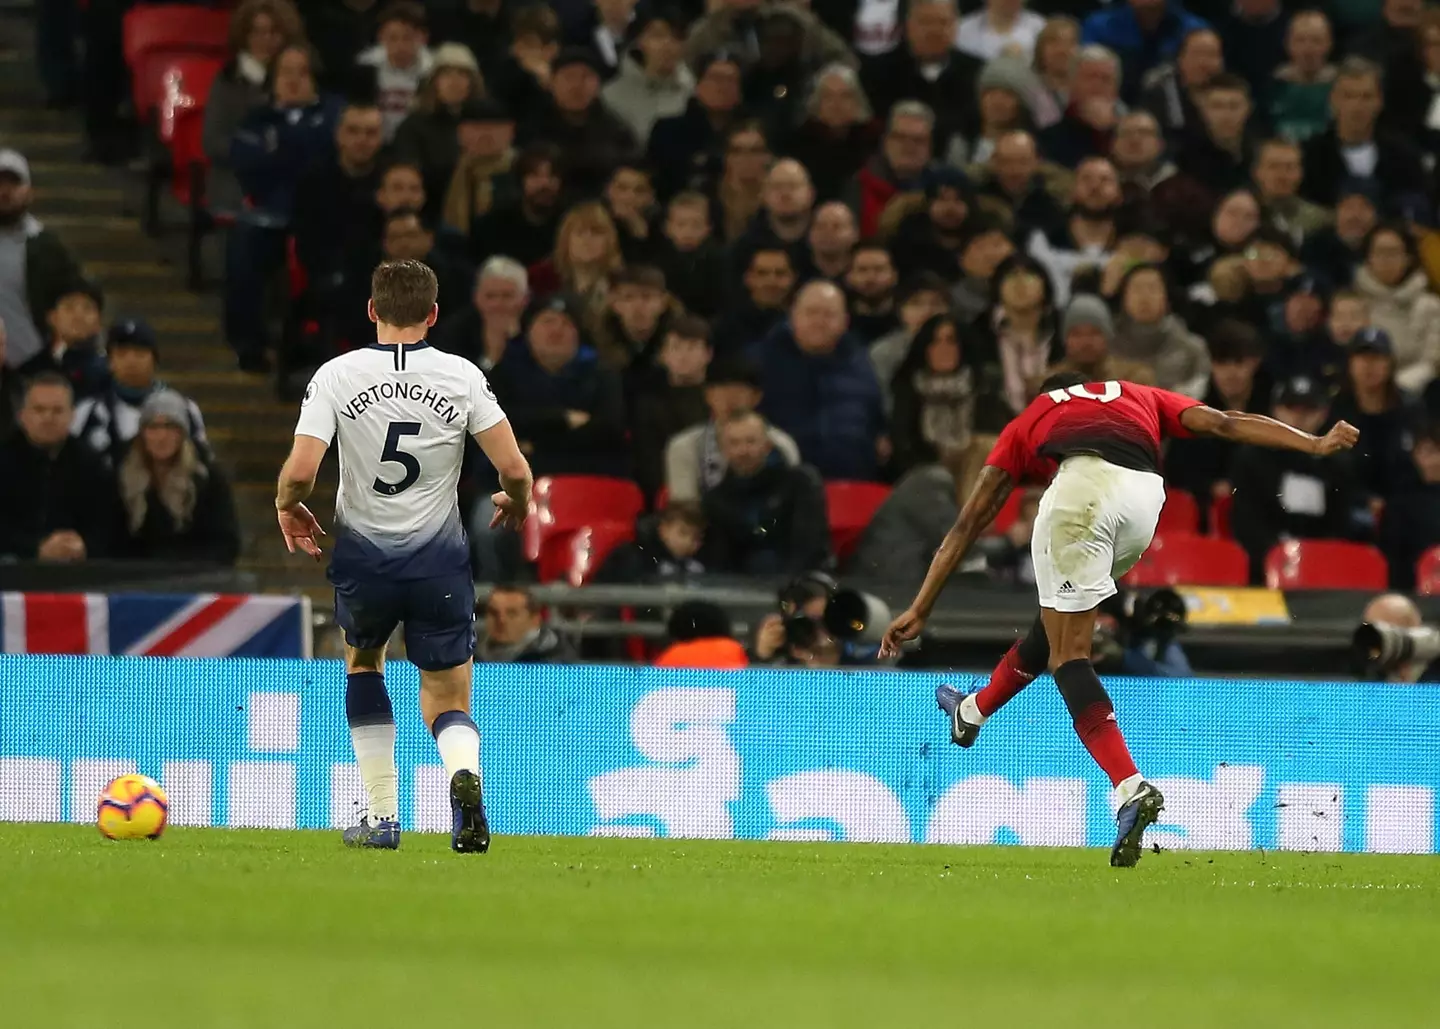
left=1350, top=622, right=1440, bottom=679
left=1092, top=588, right=1188, bottom=666
left=779, top=573, right=891, bottom=650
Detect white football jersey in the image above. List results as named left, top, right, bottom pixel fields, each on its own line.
left=294, top=341, right=506, bottom=580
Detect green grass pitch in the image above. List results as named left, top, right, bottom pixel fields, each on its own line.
left=2, top=825, right=1438, bottom=1028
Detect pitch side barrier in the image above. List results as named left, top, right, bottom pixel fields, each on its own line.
left=0, top=657, right=1435, bottom=853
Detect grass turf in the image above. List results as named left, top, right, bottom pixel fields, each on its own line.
left=1, top=825, right=1438, bottom=1028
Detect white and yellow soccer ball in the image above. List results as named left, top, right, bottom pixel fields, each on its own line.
left=97, top=774, right=169, bottom=841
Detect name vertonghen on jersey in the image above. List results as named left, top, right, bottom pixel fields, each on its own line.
left=339, top=382, right=462, bottom=424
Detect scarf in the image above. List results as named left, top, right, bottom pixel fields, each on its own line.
left=442, top=148, right=516, bottom=232
left=994, top=311, right=1053, bottom=413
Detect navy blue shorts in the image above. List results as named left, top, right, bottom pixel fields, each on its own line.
left=332, top=571, right=475, bottom=671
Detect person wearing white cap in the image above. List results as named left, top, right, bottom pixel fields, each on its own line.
left=0, top=149, right=83, bottom=372
left=393, top=42, right=486, bottom=217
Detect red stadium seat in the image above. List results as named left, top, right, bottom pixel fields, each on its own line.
left=1209, top=491, right=1233, bottom=539
left=1123, top=533, right=1248, bottom=587
left=538, top=521, right=635, bottom=585
left=525, top=476, right=645, bottom=562
left=987, top=488, right=1025, bottom=535
left=1416, top=547, right=1440, bottom=595
left=123, top=5, right=231, bottom=119
left=824, top=481, right=891, bottom=560
left=1264, top=540, right=1389, bottom=591
left=1158, top=488, right=1200, bottom=534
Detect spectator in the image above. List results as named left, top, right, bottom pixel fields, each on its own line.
left=566, top=0, right=639, bottom=80
left=1417, top=11, right=1440, bottom=161
left=1230, top=375, right=1363, bottom=581
left=1111, top=263, right=1211, bottom=396
left=0, top=150, right=81, bottom=371
left=842, top=101, right=935, bottom=239
left=73, top=319, right=209, bottom=468
left=380, top=210, right=473, bottom=324
left=950, top=57, right=1041, bottom=167
left=593, top=265, right=674, bottom=374
left=603, top=161, right=659, bottom=265
left=476, top=584, right=579, bottom=663
left=1038, top=44, right=1124, bottom=165
left=1352, top=0, right=1428, bottom=138
left=1262, top=284, right=1352, bottom=389
left=711, top=246, right=796, bottom=356
left=469, top=143, right=563, bottom=268
left=203, top=0, right=307, bottom=213
left=355, top=1, right=435, bottom=142
left=956, top=0, right=1047, bottom=63
left=291, top=103, right=387, bottom=298
left=1041, top=294, right=1155, bottom=388
left=1081, top=0, right=1210, bottom=105
left=1300, top=57, right=1428, bottom=209
left=1165, top=319, right=1269, bottom=508
left=0, top=374, right=113, bottom=562
left=393, top=43, right=486, bottom=218
left=685, top=0, right=854, bottom=75
left=431, top=0, right=515, bottom=80
left=1109, top=111, right=1198, bottom=231
left=862, top=0, right=984, bottom=156
left=1027, top=156, right=1121, bottom=305
left=1032, top=16, right=1080, bottom=120
left=440, top=100, right=518, bottom=235
left=753, top=281, right=886, bottom=480
left=801, top=202, right=859, bottom=285
left=707, top=121, right=772, bottom=243
left=602, top=10, right=694, bottom=144
left=731, top=159, right=817, bottom=289
left=433, top=257, right=529, bottom=369
left=1300, top=179, right=1379, bottom=288
left=530, top=202, right=625, bottom=320
left=653, top=601, right=749, bottom=669
left=483, top=5, right=560, bottom=123
left=951, top=216, right=1016, bottom=324
left=1352, top=226, right=1440, bottom=392
left=520, top=47, right=638, bottom=198
left=113, top=391, right=239, bottom=566
left=632, top=315, right=712, bottom=498
left=785, top=64, right=880, bottom=204
left=226, top=44, right=339, bottom=372
left=844, top=243, right=900, bottom=344
left=665, top=357, right=801, bottom=503
left=647, top=53, right=745, bottom=201
left=974, top=253, right=1061, bottom=417
left=1267, top=12, right=1334, bottom=146
left=1252, top=137, right=1329, bottom=245
left=739, top=8, right=822, bottom=136
left=848, top=462, right=960, bottom=579
left=1329, top=327, right=1421, bottom=500
left=487, top=295, right=628, bottom=477
left=1173, top=73, right=1256, bottom=202
left=890, top=313, right=1008, bottom=480
left=21, top=280, right=108, bottom=401
left=870, top=271, right=953, bottom=412
left=973, top=130, right=1067, bottom=242
left=1176, top=186, right=1260, bottom=285
left=1380, top=422, right=1440, bottom=591
left=297, top=0, right=380, bottom=91
left=654, top=191, right=726, bottom=318
left=889, top=166, right=974, bottom=283
left=700, top=410, right=831, bottom=575
left=595, top=502, right=707, bottom=584
left=1140, top=26, right=1223, bottom=142
left=1216, top=0, right=1287, bottom=103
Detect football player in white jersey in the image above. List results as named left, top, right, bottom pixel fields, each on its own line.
left=275, top=259, right=533, bottom=853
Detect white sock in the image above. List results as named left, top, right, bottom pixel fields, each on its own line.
left=350, top=721, right=398, bottom=823
left=1115, top=773, right=1145, bottom=806
left=959, top=693, right=986, bottom=726
left=433, top=712, right=481, bottom=782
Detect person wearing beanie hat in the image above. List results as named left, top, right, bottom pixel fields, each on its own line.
left=947, top=58, right=1041, bottom=167
left=1035, top=293, right=1154, bottom=391
left=601, top=8, right=694, bottom=142
left=73, top=318, right=210, bottom=469
left=393, top=40, right=486, bottom=218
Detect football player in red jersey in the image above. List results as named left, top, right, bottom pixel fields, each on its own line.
left=880, top=373, right=1359, bottom=866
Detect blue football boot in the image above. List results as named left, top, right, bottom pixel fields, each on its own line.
left=1110, top=782, right=1165, bottom=868
left=449, top=770, right=491, bottom=853
left=342, top=817, right=400, bottom=850
left=935, top=684, right=982, bottom=748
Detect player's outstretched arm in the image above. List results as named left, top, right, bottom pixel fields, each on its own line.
left=1180, top=406, right=1360, bottom=456
left=879, top=465, right=1016, bottom=657
left=475, top=419, right=534, bottom=531
left=276, top=435, right=330, bottom=560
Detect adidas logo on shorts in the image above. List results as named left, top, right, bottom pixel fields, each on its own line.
left=1057, top=581, right=1076, bottom=594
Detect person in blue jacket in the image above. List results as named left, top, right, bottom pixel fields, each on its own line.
left=225, top=43, right=342, bottom=373
left=1082, top=0, right=1210, bottom=105
left=751, top=280, right=886, bottom=482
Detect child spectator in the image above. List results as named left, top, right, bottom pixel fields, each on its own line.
left=632, top=314, right=712, bottom=499
left=593, top=264, right=673, bottom=374
left=484, top=5, right=561, bottom=124
left=21, top=279, right=108, bottom=400
left=594, top=502, right=707, bottom=585
left=655, top=191, right=726, bottom=318
left=356, top=1, right=434, bottom=142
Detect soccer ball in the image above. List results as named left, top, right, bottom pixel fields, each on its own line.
left=97, top=774, right=169, bottom=841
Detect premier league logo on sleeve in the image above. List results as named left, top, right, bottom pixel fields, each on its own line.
left=302, top=380, right=317, bottom=407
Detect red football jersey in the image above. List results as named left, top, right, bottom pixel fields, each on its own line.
left=986, top=380, right=1204, bottom=483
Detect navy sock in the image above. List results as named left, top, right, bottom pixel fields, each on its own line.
left=431, top=709, right=477, bottom=739
left=346, top=671, right=393, bottom=727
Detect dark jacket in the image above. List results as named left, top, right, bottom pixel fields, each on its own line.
left=1262, top=329, right=1345, bottom=391
left=478, top=623, right=579, bottom=663
left=700, top=458, right=831, bottom=574
left=594, top=520, right=705, bottom=585
left=1299, top=227, right=1365, bottom=288
left=22, top=224, right=82, bottom=339
left=0, top=434, right=114, bottom=559
left=751, top=323, right=886, bottom=480
left=889, top=209, right=964, bottom=283
left=1081, top=1, right=1210, bottom=103
left=18, top=339, right=110, bottom=401
left=468, top=201, right=560, bottom=269
left=432, top=308, right=515, bottom=370
left=1037, top=106, right=1117, bottom=167
left=393, top=106, right=467, bottom=222
left=711, top=300, right=787, bottom=357
left=291, top=158, right=383, bottom=287
left=1230, top=444, right=1363, bottom=582
left=1163, top=376, right=1270, bottom=513
left=860, top=46, right=981, bottom=155
left=1327, top=392, right=1420, bottom=500
left=783, top=119, right=882, bottom=203
left=631, top=375, right=708, bottom=500
left=974, top=174, right=1067, bottom=241
left=295, top=0, right=379, bottom=93
left=1380, top=480, right=1440, bottom=592
left=431, top=0, right=514, bottom=79
left=1217, top=10, right=1288, bottom=104
left=653, top=236, right=728, bottom=318
left=1171, top=131, right=1255, bottom=202
left=1299, top=127, right=1429, bottom=208
left=230, top=99, right=343, bottom=222
left=487, top=343, right=629, bottom=477
left=848, top=463, right=957, bottom=578
left=200, top=59, right=269, bottom=210
left=517, top=100, right=639, bottom=199
left=114, top=461, right=241, bottom=565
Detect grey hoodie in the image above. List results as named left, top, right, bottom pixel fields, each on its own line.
left=601, top=54, right=695, bottom=143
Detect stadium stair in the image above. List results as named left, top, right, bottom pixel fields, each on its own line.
left=0, top=14, right=334, bottom=606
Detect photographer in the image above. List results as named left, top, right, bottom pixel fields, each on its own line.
left=1090, top=590, right=1193, bottom=678
left=751, top=573, right=889, bottom=668
left=1352, top=593, right=1440, bottom=683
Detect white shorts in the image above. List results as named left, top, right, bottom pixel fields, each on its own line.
left=1032, top=456, right=1167, bottom=613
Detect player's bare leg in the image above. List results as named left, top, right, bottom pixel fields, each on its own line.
left=936, top=612, right=1050, bottom=747
left=1041, top=607, right=1163, bottom=867
left=420, top=660, right=489, bottom=853
left=342, top=643, right=401, bottom=849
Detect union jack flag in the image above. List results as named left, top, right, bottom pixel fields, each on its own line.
left=0, top=593, right=312, bottom=658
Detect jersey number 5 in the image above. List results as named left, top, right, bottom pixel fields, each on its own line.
left=1046, top=381, right=1122, bottom=404
left=373, top=421, right=422, bottom=496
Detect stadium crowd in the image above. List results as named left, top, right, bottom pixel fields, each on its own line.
left=20, top=0, right=1440, bottom=600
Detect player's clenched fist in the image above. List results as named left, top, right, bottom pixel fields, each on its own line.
left=1314, top=420, right=1360, bottom=456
